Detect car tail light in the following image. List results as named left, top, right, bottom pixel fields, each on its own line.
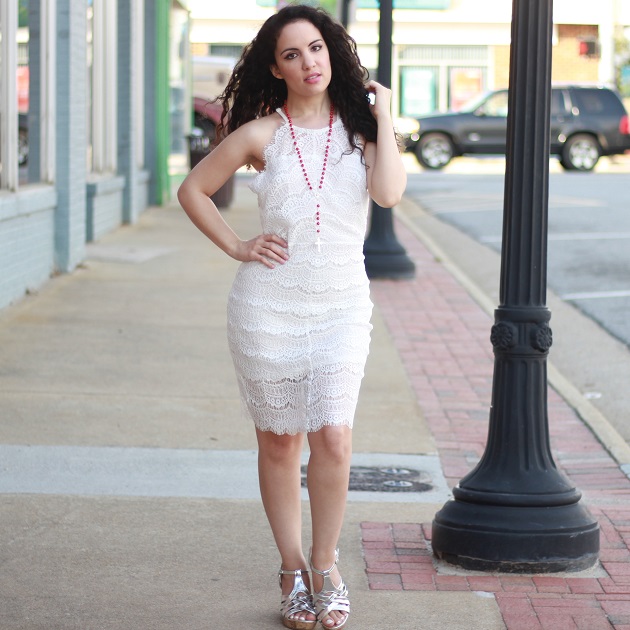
left=620, top=115, right=630, bottom=135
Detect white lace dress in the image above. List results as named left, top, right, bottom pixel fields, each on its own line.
left=227, top=109, right=373, bottom=435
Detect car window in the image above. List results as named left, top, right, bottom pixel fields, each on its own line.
left=476, top=91, right=509, bottom=117
left=570, top=89, right=621, bottom=115
left=459, top=92, right=493, bottom=113
left=551, top=90, right=565, bottom=115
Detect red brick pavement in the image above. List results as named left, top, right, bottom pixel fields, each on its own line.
left=366, top=218, right=630, bottom=629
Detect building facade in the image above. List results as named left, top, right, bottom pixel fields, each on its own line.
left=0, top=0, right=192, bottom=311
left=188, top=0, right=630, bottom=117
left=2, top=0, right=629, bottom=312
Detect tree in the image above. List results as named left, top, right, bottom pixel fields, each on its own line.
left=287, top=0, right=338, bottom=14
left=614, top=27, right=630, bottom=98
left=18, top=0, right=29, bottom=28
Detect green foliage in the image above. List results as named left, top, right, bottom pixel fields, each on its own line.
left=18, top=0, right=29, bottom=28
left=317, top=0, right=338, bottom=13
left=284, top=0, right=338, bottom=13
left=259, top=0, right=338, bottom=13
left=614, top=29, right=630, bottom=97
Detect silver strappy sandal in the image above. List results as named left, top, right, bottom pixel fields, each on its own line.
left=310, top=549, right=350, bottom=629
left=279, top=568, right=317, bottom=630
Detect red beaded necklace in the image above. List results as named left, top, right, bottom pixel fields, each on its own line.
left=283, top=103, right=334, bottom=252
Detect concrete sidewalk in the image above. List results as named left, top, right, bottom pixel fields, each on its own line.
left=0, top=174, right=629, bottom=629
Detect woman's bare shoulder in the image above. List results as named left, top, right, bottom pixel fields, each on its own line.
left=232, top=112, right=279, bottom=139
left=233, top=112, right=284, bottom=169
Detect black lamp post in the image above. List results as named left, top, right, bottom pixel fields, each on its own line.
left=363, top=0, right=415, bottom=279
left=431, top=0, right=599, bottom=572
left=339, top=0, right=352, bottom=28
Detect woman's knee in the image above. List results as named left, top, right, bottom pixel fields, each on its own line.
left=309, top=425, right=352, bottom=465
left=257, top=431, right=304, bottom=465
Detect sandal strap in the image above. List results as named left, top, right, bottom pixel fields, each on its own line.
left=279, top=567, right=317, bottom=618
left=281, top=592, right=316, bottom=618
left=309, top=548, right=340, bottom=577
left=309, top=549, right=350, bottom=624
left=279, top=568, right=308, bottom=576
left=278, top=567, right=308, bottom=587
left=313, top=581, right=350, bottom=612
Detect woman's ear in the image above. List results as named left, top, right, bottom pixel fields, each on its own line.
left=270, top=65, right=283, bottom=80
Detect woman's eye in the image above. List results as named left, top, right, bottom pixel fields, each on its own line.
left=312, top=45, right=322, bottom=52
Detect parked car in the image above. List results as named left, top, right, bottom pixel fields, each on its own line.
left=404, top=86, right=630, bottom=171
left=192, top=96, right=223, bottom=141
left=189, top=97, right=234, bottom=207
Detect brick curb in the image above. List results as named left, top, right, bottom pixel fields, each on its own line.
left=366, top=216, right=630, bottom=629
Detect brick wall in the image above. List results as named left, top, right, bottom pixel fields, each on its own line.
left=86, top=176, right=125, bottom=242
left=492, top=45, right=511, bottom=90
left=552, top=24, right=600, bottom=84
left=0, top=192, right=56, bottom=310
left=493, top=25, right=600, bottom=89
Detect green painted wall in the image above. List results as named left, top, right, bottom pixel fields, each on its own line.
left=155, top=0, right=171, bottom=204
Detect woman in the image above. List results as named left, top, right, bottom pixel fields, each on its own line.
left=178, top=5, right=406, bottom=628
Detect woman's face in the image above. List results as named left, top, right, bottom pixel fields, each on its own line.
left=271, top=20, right=332, bottom=99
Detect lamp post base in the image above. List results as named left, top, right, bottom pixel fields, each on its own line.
left=364, top=204, right=416, bottom=279
left=432, top=499, right=600, bottom=573
left=364, top=252, right=416, bottom=279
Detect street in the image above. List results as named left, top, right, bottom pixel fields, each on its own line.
left=404, top=155, right=630, bottom=347
left=400, top=153, right=630, bottom=447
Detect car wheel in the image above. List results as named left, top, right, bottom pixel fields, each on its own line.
left=18, top=127, right=28, bottom=166
left=415, top=133, right=454, bottom=169
left=561, top=134, right=600, bottom=171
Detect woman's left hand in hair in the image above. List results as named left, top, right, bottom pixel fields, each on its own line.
left=365, top=80, right=393, bottom=121
left=363, top=80, right=406, bottom=208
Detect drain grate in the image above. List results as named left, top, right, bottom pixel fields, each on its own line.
left=301, top=465, right=432, bottom=493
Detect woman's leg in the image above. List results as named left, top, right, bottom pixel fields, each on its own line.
left=256, top=428, right=315, bottom=623
left=306, top=425, right=353, bottom=628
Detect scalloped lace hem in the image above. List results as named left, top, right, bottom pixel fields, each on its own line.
left=235, top=367, right=364, bottom=435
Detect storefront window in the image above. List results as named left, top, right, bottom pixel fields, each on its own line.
left=398, top=45, right=489, bottom=115
left=449, top=67, right=485, bottom=111
left=18, top=0, right=30, bottom=184
left=400, top=67, right=438, bottom=116
left=168, top=3, right=190, bottom=176
left=0, top=1, right=19, bottom=190
left=1, top=0, right=55, bottom=190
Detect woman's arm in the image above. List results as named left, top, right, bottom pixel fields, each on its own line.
left=363, top=80, right=407, bottom=208
left=177, top=120, right=288, bottom=269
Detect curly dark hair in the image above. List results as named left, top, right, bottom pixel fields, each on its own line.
left=215, top=3, right=378, bottom=153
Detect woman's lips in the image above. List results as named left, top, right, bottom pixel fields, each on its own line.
left=305, top=73, right=321, bottom=84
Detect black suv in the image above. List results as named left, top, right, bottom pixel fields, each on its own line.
left=405, top=86, right=630, bottom=171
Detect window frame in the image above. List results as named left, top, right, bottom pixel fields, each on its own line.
left=39, top=0, right=56, bottom=184
left=0, top=0, right=56, bottom=191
